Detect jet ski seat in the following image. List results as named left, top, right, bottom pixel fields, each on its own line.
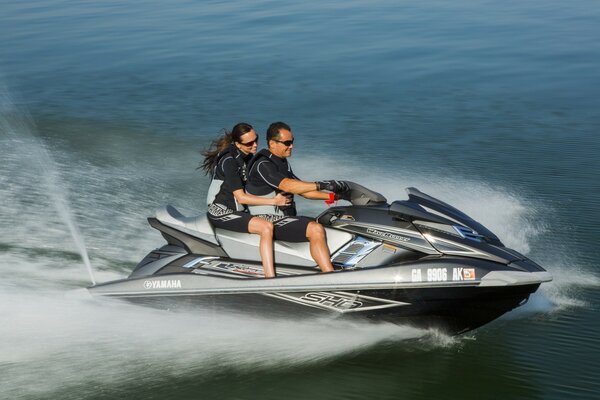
left=155, top=205, right=220, bottom=245
left=155, top=205, right=354, bottom=266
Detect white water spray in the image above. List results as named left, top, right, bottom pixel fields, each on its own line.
left=0, top=87, right=96, bottom=285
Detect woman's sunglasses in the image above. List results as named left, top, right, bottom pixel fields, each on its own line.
left=239, top=138, right=258, bottom=147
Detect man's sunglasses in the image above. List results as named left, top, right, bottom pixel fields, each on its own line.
left=273, top=139, right=294, bottom=146
left=239, top=138, right=258, bottom=147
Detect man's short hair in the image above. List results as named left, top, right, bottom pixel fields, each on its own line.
left=266, top=121, right=291, bottom=142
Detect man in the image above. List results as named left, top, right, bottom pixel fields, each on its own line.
left=245, top=121, right=348, bottom=273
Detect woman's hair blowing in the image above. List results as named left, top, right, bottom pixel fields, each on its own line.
left=200, top=122, right=253, bottom=174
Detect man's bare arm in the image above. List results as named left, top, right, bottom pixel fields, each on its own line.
left=299, top=190, right=330, bottom=200
left=278, top=178, right=318, bottom=194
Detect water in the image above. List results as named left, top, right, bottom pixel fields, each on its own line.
left=1, top=0, right=599, bottom=399
left=0, top=88, right=96, bottom=285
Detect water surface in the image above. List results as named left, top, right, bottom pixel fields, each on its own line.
left=1, top=1, right=599, bottom=399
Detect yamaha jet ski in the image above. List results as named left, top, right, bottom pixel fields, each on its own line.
left=87, top=183, right=552, bottom=334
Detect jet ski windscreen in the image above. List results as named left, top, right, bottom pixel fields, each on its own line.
left=342, top=181, right=387, bottom=206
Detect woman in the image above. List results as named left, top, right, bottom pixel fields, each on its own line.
left=201, top=122, right=290, bottom=278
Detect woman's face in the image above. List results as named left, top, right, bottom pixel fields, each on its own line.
left=236, top=129, right=259, bottom=154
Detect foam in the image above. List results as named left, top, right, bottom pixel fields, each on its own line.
left=0, top=289, right=425, bottom=397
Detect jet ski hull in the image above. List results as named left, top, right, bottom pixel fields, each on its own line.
left=95, top=283, right=540, bottom=335
left=88, top=256, right=550, bottom=334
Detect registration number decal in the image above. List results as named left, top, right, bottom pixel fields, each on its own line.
left=411, top=267, right=476, bottom=282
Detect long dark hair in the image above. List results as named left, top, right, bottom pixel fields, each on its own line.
left=200, top=122, right=254, bottom=174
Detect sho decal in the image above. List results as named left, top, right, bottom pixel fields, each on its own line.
left=266, top=292, right=408, bottom=313
left=300, top=292, right=363, bottom=310
left=143, top=279, right=182, bottom=289
left=366, top=228, right=410, bottom=243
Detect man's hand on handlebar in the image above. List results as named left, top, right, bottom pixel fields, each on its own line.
left=316, top=180, right=350, bottom=194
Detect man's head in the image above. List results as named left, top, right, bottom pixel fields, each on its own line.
left=267, top=121, right=294, bottom=158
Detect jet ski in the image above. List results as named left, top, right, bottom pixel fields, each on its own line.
left=87, top=183, right=552, bottom=334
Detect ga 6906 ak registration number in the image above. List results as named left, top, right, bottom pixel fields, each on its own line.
left=411, top=267, right=476, bottom=283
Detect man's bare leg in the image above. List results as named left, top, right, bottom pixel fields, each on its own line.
left=306, top=221, right=334, bottom=273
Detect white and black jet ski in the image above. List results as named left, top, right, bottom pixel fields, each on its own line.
left=87, top=183, right=552, bottom=334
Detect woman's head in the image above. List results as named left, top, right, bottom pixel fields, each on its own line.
left=231, top=122, right=258, bottom=155
left=200, top=122, right=257, bottom=174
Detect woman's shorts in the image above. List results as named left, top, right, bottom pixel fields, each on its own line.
left=207, top=203, right=252, bottom=233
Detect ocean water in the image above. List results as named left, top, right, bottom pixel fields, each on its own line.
left=1, top=1, right=599, bottom=399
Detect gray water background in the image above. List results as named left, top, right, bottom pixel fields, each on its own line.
left=1, top=1, right=599, bottom=399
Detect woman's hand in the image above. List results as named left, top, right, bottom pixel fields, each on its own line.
left=273, top=193, right=292, bottom=206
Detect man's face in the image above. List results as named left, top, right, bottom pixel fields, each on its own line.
left=269, top=128, right=294, bottom=158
